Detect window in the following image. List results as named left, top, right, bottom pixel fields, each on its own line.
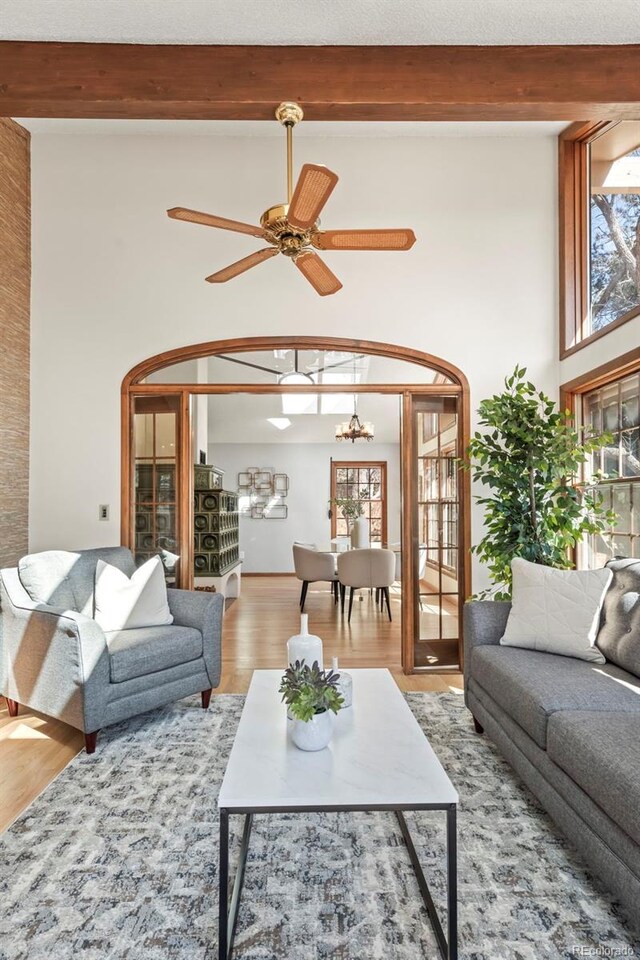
left=330, top=462, right=387, bottom=544
left=580, top=373, right=640, bottom=567
left=590, top=127, right=640, bottom=332
left=560, top=121, right=640, bottom=356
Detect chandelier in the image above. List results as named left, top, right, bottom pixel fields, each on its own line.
left=335, top=397, right=374, bottom=443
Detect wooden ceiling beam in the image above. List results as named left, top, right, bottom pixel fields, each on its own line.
left=2, top=42, right=640, bottom=121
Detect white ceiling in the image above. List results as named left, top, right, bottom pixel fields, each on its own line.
left=17, top=118, right=569, bottom=138
left=208, top=393, right=401, bottom=444
left=1, top=0, right=639, bottom=45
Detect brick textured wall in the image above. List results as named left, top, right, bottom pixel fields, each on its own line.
left=0, top=119, right=30, bottom=567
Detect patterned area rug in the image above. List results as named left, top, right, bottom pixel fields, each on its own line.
left=0, top=692, right=638, bottom=960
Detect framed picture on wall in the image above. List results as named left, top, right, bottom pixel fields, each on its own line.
left=273, top=474, right=289, bottom=495
left=265, top=499, right=288, bottom=519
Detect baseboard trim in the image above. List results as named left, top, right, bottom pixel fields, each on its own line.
left=242, top=572, right=297, bottom=577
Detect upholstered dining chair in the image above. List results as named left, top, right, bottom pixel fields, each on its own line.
left=292, top=544, right=339, bottom=612
left=337, top=548, right=396, bottom=623
left=0, top=546, right=223, bottom=754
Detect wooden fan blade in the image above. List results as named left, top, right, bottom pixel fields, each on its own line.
left=205, top=247, right=278, bottom=283
left=294, top=252, right=342, bottom=297
left=288, top=164, right=339, bottom=230
left=313, top=228, right=417, bottom=251
left=167, top=207, right=265, bottom=238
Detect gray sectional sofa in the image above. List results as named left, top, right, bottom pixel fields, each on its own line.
left=464, top=557, right=640, bottom=925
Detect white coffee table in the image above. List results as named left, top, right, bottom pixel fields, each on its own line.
left=217, top=668, right=458, bottom=960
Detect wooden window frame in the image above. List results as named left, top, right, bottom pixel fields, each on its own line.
left=560, top=345, right=640, bottom=412
left=560, top=120, right=640, bottom=360
left=330, top=460, right=388, bottom=545
left=561, top=347, right=640, bottom=568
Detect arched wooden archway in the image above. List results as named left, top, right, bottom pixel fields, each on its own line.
left=121, top=336, right=471, bottom=674
left=123, top=335, right=470, bottom=388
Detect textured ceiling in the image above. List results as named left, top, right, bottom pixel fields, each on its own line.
left=1, top=0, right=639, bottom=45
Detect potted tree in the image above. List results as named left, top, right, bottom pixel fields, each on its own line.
left=464, top=366, right=615, bottom=599
left=279, top=660, right=344, bottom=751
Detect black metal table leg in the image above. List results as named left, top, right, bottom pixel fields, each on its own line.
left=219, top=809, right=229, bottom=960
left=447, top=805, right=458, bottom=960
left=219, top=811, right=254, bottom=960
left=396, top=807, right=457, bottom=960
left=218, top=806, right=455, bottom=959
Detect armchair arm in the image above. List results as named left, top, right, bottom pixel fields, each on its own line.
left=0, top=568, right=110, bottom=732
left=463, top=600, right=511, bottom=695
left=167, top=588, right=223, bottom=689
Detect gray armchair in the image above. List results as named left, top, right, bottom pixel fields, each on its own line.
left=0, top=546, right=223, bottom=753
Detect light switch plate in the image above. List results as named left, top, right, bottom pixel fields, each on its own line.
left=98, top=504, right=110, bottom=521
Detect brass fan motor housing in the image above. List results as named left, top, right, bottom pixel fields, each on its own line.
left=260, top=203, right=315, bottom=258
left=275, top=102, right=304, bottom=126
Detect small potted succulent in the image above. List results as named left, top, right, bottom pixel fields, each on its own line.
left=279, top=660, right=344, bottom=751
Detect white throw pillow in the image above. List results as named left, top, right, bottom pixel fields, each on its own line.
left=500, top=558, right=611, bottom=663
left=94, top=556, right=173, bottom=632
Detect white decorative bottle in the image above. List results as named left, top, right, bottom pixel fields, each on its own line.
left=287, top=614, right=324, bottom=670
left=331, top=657, right=353, bottom=708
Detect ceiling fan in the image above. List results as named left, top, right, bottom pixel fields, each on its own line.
left=167, top=102, right=416, bottom=296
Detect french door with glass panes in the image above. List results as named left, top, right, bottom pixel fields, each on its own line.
left=129, top=393, right=192, bottom=587
left=409, top=397, right=462, bottom=670
left=330, top=461, right=387, bottom=544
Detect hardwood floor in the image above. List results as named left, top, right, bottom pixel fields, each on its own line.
left=0, top=701, right=84, bottom=833
left=0, top=574, right=462, bottom=833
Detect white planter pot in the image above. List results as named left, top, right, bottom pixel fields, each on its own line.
left=350, top=515, right=370, bottom=549
left=289, top=709, right=335, bottom=751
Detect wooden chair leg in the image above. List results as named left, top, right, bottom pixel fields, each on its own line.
left=472, top=716, right=484, bottom=735
left=5, top=698, right=19, bottom=717
left=348, top=587, right=355, bottom=623
left=384, top=587, right=392, bottom=622
left=201, top=688, right=212, bottom=709
left=300, top=581, right=309, bottom=612
left=340, top=583, right=346, bottom=615
left=84, top=731, right=99, bottom=754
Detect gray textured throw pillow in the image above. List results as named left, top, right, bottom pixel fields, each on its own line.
left=500, top=558, right=611, bottom=663
left=596, top=558, right=640, bottom=676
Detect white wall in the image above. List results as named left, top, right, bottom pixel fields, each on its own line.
left=209, top=442, right=401, bottom=573
left=29, top=131, right=559, bottom=592
left=559, top=314, right=640, bottom=385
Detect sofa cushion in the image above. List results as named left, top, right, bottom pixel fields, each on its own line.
left=548, top=711, right=640, bottom=848
left=19, top=547, right=135, bottom=616
left=500, top=558, right=609, bottom=663
left=106, top=625, right=203, bottom=683
left=597, top=558, right=640, bottom=677
left=472, top=645, right=640, bottom=748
